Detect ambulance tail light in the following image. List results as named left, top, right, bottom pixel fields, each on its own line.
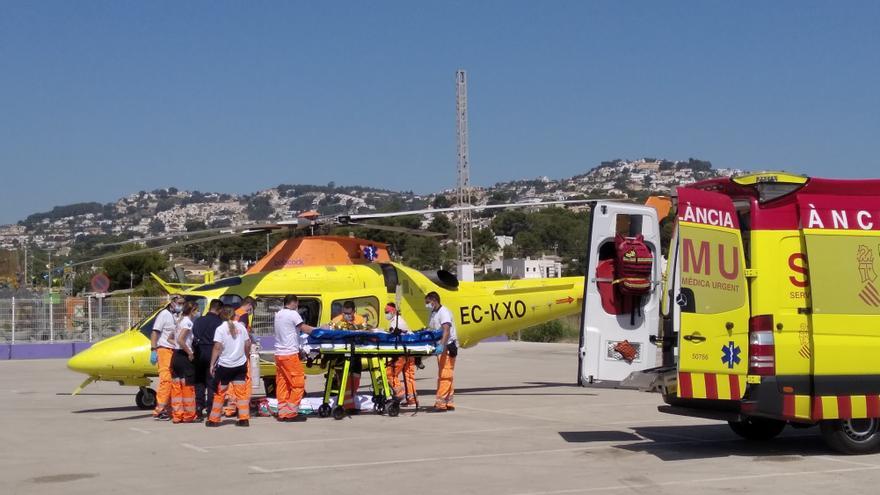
left=749, top=315, right=775, bottom=376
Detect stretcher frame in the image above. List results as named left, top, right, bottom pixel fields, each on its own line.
left=304, top=331, right=440, bottom=420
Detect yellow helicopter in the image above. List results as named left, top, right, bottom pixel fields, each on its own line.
left=66, top=204, right=589, bottom=409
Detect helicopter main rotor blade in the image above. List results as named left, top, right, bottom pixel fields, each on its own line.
left=67, top=231, right=260, bottom=267
left=343, top=222, right=446, bottom=237
left=339, top=198, right=598, bottom=222
left=95, top=223, right=285, bottom=248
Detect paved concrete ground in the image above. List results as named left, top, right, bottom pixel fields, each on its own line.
left=2, top=342, right=880, bottom=495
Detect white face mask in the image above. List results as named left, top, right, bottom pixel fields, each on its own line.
left=425, top=303, right=434, bottom=312
left=385, top=312, right=394, bottom=321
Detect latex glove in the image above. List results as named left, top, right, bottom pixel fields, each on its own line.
left=149, top=350, right=158, bottom=365
left=434, top=343, right=446, bottom=356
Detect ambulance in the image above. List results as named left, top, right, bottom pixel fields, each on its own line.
left=579, top=172, right=880, bottom=454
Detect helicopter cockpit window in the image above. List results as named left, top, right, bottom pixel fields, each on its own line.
left=330, top=296, right=380, bottom=329
left=219, top=294, right=242, bottom=307
left=184, top=296, right=207, bottom=316
left=250, top=296, right=321, bottom=336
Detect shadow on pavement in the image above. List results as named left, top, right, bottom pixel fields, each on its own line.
left=72, top=405, right=143, bottom=414
left=560, top=424, right=830, bottom=460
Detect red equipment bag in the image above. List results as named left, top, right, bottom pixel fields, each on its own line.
left=613, top=234, right=653, bottom=296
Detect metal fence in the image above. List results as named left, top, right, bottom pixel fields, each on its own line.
left=0, top=296, right=167, bottom=343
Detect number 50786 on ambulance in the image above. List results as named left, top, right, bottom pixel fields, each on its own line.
left=589, top=172, right=880, bottom=454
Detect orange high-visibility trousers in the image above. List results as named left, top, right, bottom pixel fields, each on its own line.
left=208, top=380, right=250, bottom=423
left=387, top=357, right=417, bottom=402
left=275, top=354, right=305, bottom=419
left=153, top=348, right=174, bottom=416
left=343, top=372, right=362, bottom=410
left=170, top=378, right=197, bottom=423
left=435, top=350, right=456, bottom=409
left=224, top=359, right=253, bottom=416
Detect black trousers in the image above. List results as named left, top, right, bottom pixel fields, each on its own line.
left=193, top=344, right=215, bottom=414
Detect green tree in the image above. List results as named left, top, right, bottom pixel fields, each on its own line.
left=427, top=214, right=453, bottom=234
left=491, top=210, right=529, bottom=237
left=149, top=218, right=165, bottom=234
left=103, top=245, right=169, bottom=291
left=185, top=220, right=207, bottom=232
left=246, top=196, right=274, bottom=220
left=403, top=237, right=442, bottom=270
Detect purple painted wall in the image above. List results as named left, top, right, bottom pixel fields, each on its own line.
left=1, top=332, right=506, bottom=360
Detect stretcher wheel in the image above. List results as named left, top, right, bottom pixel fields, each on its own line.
left=332, top=406, right=346, bottom=420
left=387, top=401, right=400, bottom=417
left=135, top=387, right=157, bottom=410
left=318, top=404, right=331, bottom=418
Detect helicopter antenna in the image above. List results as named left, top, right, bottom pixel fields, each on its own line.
left=456, top=69, right=474, bottom=282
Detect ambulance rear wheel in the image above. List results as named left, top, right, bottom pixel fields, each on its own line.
left=332, top=406, right=346, bottom=420
left=136, top=388, right=157, bottom=410
left=728, top=417, right=786, bottom=441
left=820, top=419, right=880, bottom=454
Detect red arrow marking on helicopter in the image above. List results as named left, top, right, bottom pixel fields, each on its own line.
left=555, top=297, right=574, bottom=305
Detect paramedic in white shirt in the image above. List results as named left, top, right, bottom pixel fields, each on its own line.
left=170, top=301, right=199, bottom=423
left=206, top=306, right=252, bottom=427
left=274, top=295, right=317, bottom=422
left=425, top=291, right=458, bottom=412
left=149, top=294, right=184, bottom=420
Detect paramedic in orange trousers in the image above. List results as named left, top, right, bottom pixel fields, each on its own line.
left=149, top=294, right=185, bottom=420
left=207, top=306, right=252, bottom=427
left=225, top=296, right=255, bottom=416
left=170, top=301, right=199, bottom=423
left=385, top=303, right=417, bottom=405
left=274, top=295, right=317, bottom=422
left=426, top=291, right=457, bottom=412
left=330, top=300, right=367, bottom=413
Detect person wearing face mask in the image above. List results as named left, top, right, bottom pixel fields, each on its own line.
left=274, top=294, right=317, bottom=422
left=425, top=291, right=458, bottom=412
left=149, top=295, right=185, bottom=420
left=330, top=301, right=367, bottom=413
left=384, top=303, right=417, bottom=405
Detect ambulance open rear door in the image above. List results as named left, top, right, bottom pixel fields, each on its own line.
left=674, top=188, right=750, bottom=402
left=579, top=201, right=661, bottom=385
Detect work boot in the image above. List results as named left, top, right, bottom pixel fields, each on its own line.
left=205, top=421, right=220, bottom=428
left=289, top=415, right=307, bottom=422
left=236, top=419, right=250, bottom=427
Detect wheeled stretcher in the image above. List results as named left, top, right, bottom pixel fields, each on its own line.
left=304, top=329, right=444, bottom=420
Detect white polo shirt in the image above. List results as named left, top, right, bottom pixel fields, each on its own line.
left=429, top=306, right=457, bottom=345
left=154, top=308, right=178, bottom=349
left=175, top=316, right=194, bottom=351
left=388, top=313, right=411, bottom=333
left=213, top=322, right=250, bottom=368
left=274, top=308, right=304, bottom=356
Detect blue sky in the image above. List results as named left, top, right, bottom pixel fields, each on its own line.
left=1, top=1, right=879, bottom=224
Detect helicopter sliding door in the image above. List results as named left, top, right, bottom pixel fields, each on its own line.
left=675, top=188, right=750, bottom=401
left=579, top=201, right=661, bottom=385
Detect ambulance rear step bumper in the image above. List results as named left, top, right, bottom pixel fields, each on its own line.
left=657, top=404, right=743, bottom=423
left=621, top=366, right=677, bottom=394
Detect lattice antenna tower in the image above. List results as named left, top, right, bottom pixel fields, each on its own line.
left=455, top=69, right=473, bottom=266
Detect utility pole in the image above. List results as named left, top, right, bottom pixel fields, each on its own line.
left=22, top=245, right=28, bottom=288
left=455, top=69, right=474, bottom=282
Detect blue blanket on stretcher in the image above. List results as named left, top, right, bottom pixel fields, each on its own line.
left=307, top=329, right=444, bottom=346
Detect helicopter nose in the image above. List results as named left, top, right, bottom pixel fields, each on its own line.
left=67, top=346, right=100, bottom=375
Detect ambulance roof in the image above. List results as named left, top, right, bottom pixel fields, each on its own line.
left=684, top=172, right=880, bottom=230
